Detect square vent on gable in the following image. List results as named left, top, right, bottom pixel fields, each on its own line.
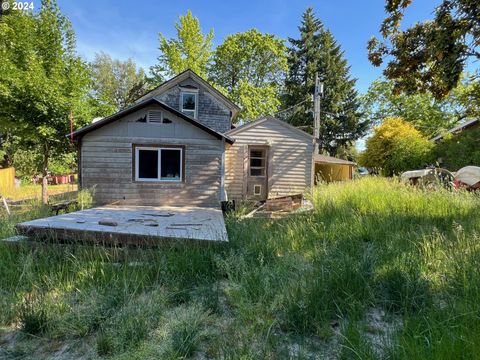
left=147, top=110, right=164, bottom=123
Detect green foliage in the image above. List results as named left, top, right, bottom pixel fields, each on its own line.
left=49, top=152, right=76, bottom=175
left=361, top=78, right=464, bottom=137
left=283, top=7, right=367, bottom=155
left=90, top=52, right=149, bottom=111
left=77, top=187, right=94, bottom=210
left=150, top=10, right=214, bottom=81
left=210, top=29, right=288, bottom=121
left=359, top=117, right=434, bottom=176
left=11, top=147, right=42, bottom=180
left=434, top=126, right=480, bottom=171
left=368, top=0, right=480, bottom=98
left=0, top=0, right=94, bottom=202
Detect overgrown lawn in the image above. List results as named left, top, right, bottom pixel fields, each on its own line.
left=0, top=177, right=479, bottom=359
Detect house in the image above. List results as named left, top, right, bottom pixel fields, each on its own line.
left=71, top=70, right=351, bottom=208
left=431, top=118, right=479, bottom=142
left=72, top=70, right=239, bottom=207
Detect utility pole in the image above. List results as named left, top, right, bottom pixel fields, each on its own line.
left=313, top=72, right=323, bottom=154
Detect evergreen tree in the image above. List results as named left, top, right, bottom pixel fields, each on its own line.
left=283, top=8, right=368, bottom=155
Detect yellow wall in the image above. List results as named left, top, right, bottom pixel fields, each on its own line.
left=315, top=163, right=352, bottom=184
left=0, top=167, right=15, bottom=194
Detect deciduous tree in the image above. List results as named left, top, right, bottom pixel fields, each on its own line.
left=368, top=0, right=480, bottom=98
left=359, top=117, right=434, bottom=176
left=150, top=10, right=213, bottom=81
left=210, top=29, right=288, bottom=121
left=91, top=52, right=149, bottom=111
left=0, top=0, right=92, bottom=203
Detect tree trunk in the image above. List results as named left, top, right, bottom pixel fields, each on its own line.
left=41, top=145, right=49, bottom=205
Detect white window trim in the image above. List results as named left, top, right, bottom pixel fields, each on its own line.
left=180, top=91, right=198, bottom=119
left=254, top=185, right=262, bottom=196
left=135, top=146, right=183, bottom=182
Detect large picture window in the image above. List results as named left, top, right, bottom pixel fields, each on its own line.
left=135, top=146, right=183, bottom=182
left=181, top=91, right=197, bottom=118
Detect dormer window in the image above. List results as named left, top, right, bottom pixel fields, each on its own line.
left=181, top=91, right=197, bottom=119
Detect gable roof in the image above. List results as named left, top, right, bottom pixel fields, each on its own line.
left=226, top=116, right=314, bottom=141
left=68, top=98, right=234, bottom=144
left=136, top=69, right=241, bottom=116
left=431, top=118, right=479, bottom=141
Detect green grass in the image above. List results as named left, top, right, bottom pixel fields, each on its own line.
left=0, top=177, right=479, bottom=359
left=3, top=183, right=77, bottom=201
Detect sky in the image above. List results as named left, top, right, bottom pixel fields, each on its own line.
left=56, top=0, right=442, bottom=94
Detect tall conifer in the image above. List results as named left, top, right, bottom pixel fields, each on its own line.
left=283, top=8, right=368, bottom=155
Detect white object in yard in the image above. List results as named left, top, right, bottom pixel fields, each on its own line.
left=92, top=117, right=103, bottom=123
left=455, top=166, right=480, bottom=187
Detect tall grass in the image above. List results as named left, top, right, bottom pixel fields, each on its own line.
left=0, top=177, right=479, bottom=358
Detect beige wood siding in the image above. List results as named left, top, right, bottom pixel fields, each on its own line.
left=81, top=104, right=223, bottom=207
left=225, top=118, right=314, bottom=200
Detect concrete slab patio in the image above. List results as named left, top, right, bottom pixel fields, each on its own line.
left=16, top=205, right=228, bottom=245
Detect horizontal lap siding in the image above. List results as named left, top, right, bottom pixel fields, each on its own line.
left=225, top=145, right=244, bottom=200
left=225, top=119, right=313, bottom=200
left=81, top=116, right=223, bottom=207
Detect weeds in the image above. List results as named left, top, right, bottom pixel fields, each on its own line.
left=0, top=177, right=479, bottom=358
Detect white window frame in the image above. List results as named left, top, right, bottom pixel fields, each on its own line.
left=134, top=146, right=183, bottom=182
left=180, top=90, right=198, bottom=119
left=254, top=185, right=262, bottom=196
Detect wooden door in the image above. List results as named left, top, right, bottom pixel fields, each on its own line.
left=247, top=146, right=268, bottom=200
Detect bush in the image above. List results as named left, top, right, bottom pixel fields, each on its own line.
left=359, top=117, right=434, bottom=176
left=434, top=126, right=480, bottom=171
left=77, top=187, right=95, bottom=210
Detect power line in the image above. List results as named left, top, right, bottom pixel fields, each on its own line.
left=274, top=99, right=308, bottom=116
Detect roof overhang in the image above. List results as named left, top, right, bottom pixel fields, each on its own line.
left=314, top=154, right=356, bottom=166
left=431, top=118, right=479, bottom=142
left=68, top=98, right=234, bottom=144
left=226, top=116, right=314, bottom=141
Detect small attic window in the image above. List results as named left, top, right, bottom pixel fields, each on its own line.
left=180, top=91, right=197, bottom=119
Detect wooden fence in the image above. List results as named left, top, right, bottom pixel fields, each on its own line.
left=0, top=167, right=15, bottom=195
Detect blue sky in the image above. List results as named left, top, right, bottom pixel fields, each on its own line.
left=57, top=0, right=441, bottom=94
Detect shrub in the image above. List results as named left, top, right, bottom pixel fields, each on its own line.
left=359, top=117, right=434, bottom=176
left=77, top=187, right=95, bottom=210
left=434, top=126, right=480, bottom=171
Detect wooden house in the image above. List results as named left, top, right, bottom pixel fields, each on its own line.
left=71, top=70, right=351, bottom=207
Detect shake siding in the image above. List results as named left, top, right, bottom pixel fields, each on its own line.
left=154, top=78, right=231, bottom=133
left=81, top=104, right=223, bottom=207
left=225, top=119, right=314, bottom=200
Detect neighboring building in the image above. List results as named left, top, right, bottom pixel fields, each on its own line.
left=71, top=70, right=351, bottom=207
left=313, top=155, right=355, bottom=183
left=432, top=118, right=479, bottom=142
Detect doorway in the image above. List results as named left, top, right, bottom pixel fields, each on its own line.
left=247, top=146, right=268, bottom=200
